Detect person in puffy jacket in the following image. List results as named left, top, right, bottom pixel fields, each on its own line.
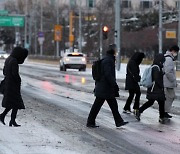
left=138, top=54, right=169, bottom=124
left=163, top=45, right=179, bottom=118
left=87, top=44, right=128, bottom=128
left=0, top=47, right=28, bottom=127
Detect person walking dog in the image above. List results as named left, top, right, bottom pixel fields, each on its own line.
left=87, top=44, right=128, bottom=128
left=0, top=47, right=28, bottom=127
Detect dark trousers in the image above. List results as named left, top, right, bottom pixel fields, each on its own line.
left=87, top=97, right=123, bottom=126
left=1, top=108, right=18, bottom=122
left=139, top=99, right=165, bottom=118
left=124, top=89, right=141, bottom=111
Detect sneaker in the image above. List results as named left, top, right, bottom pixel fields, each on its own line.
left=133, top=109, right=141, bottom=121
left=123, top=110, right=131, bottom=114
left=159, top=117, right=170, bottom=124
left=116, top=121, right=129, bottom=128
left=164, top=112, right=172, bottom=118
left=86, top=123, right=99, bottom=128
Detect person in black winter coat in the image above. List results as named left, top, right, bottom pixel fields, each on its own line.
left=87, top=44, right=128, bottom=128
left=0, top=47, right=28, bottom=127
left=138, top=54, right=169, bottom=124
left=123, top=52, right=145, bottom=118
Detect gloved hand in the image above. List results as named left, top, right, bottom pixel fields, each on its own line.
left=114, top=84, right=120, bottom=97
left=114, top=84, right=119, bottom=92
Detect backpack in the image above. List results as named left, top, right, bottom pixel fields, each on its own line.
left=140, top=65, right=160, bottom=88
left=92, top=59, right=103, bottom=81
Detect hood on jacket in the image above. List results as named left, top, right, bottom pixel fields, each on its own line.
left=165, top=51, right=175, bottom=61
left=11, top=47, right=28, bottom=64
left=106, top=44, right=117, bottom=55
left=130, top=52, right=145, bottom=65
left=153, top=53, right=165, bottom=68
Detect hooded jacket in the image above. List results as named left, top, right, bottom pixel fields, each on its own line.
left=2, top=47, right=28, bottom=109
left=146, top=54, right=166, bottom=101
left=163, top=51, right=177, bottom=88
left=94, top=53, right=119, bottom=99
left=125, top=52, right=145, bottom=90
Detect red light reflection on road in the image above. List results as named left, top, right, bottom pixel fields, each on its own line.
left=65, top=75, right=70, bottom=83
left=64, top=75, right=86, bottom=85
left=41, top=81, right=54, bottom=93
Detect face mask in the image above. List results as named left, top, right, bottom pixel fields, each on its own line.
left=172, top=52, right=178, bottom=57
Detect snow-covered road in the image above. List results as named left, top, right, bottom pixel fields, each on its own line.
left=0, top=60, right=180, bottom=154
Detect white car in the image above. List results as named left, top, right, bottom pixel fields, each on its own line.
left=59, top=52, right=87, bottom=71
left=0, top=50, right=9, bottom=59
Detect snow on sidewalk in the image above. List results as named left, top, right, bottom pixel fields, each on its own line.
left=0, top=118, right=79, bottom=154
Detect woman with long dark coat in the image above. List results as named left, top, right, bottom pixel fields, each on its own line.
left=0, top=47, right=28, bottom=127
left=123, top=52, right=145, bottom=118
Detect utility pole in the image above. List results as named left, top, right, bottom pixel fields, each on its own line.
left=178, top=0, right=180, bottom=71
left=159, top=0, right=163, bottom=53
left=56, top=0, right=60, bottom=57
left=115, top=0, right=121, bottom=71
left=100, top=23, right=103, bottom=59
left=79, top=0, right=82, bottom=53
left=40, top=0, right=43, bottom=56
left=178, top=1, right=180, bottom=48
left=24, top=0, right=28, bottom=48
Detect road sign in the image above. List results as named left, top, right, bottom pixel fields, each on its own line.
left=166, top=30, right=176, bottom=39
left=38, top=32, right=45, bottom=45
left=0, top=10, right=8, bottom=15
left=38, top=31, right=44, bottom=37
left=0, top=16, right=24, bottom=27
left=54, top=25, right=62, bottom=41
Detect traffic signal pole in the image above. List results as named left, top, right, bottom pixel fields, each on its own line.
left=115, top=0, right=121, bottom=71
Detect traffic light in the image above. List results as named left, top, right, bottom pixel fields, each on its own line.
left=102, top=26, right=109, bottom=40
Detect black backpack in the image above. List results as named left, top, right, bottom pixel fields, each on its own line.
left=92, top=59, right=103, bottom=81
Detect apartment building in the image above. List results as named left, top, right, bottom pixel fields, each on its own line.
left=122, top=0, right=178, bottom=13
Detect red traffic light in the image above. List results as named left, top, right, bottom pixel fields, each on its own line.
left=103, top=26, right=109, bottom=32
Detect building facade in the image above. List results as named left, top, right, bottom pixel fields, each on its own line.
left=122, top=0, right=178, bottom=13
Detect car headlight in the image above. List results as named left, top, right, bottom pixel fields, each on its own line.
left=65, top=58, right=70, bottom=62
left=4, top=54, right=9, bottom=58
left=81, top=57, right=86, bottom=62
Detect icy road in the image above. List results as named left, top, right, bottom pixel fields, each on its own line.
left=0, top=60, right=180, bottom=154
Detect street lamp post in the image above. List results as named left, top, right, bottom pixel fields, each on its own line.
left=40, top=0, right=43, bottom=56
left=79, top=0, right=82, bottom=53
left=115, top=0, right=121, bottom=71
left=159, top=0, right=163, bottom=54
left=56, top=0, right=60, bottom=57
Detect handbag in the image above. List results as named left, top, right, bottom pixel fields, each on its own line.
left=0, top=79, right=5, bottom=94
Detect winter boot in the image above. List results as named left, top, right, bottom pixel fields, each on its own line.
left=0, top=114, right=5, bottom=125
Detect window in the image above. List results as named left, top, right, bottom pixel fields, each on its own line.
left=154, top=0, right=164, bottom=8
left=122, top=0, right=131, bottom=9
left=176, top=1, right=179, bottom=9
left=140, top=1, right=153, bottom=9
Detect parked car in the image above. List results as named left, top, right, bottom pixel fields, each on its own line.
left=60, top=52, right=87, bottom=71
left=0, top=50, right=9, bottom=59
